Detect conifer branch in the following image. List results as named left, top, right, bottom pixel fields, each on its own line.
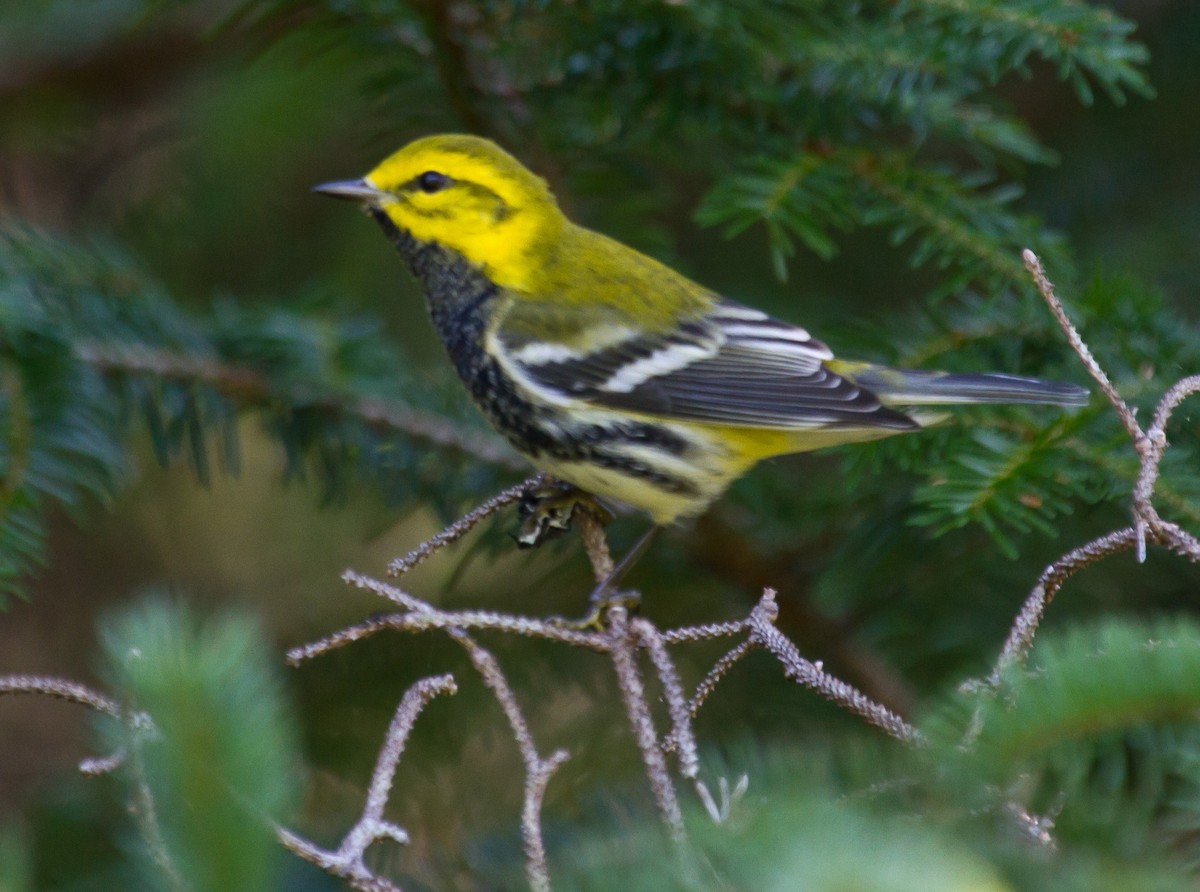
left=75, top=341, right=523, bottom=471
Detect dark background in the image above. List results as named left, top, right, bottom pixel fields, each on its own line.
left=1, top=0, right=1198, bottom=887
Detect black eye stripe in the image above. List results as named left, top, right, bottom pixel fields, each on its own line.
left=416, top=171, right=451, bottom=193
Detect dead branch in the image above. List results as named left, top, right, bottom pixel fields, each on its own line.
left=0, top=673, right=128, bottom=774
left=987, top=527, right=1139, bottom=685
left=291, top=567, right=575, bottom=890
left=1021, top=250, right=1141, bottom=441
left=0, top=673, right=122, bottom=716
left=606, top=605, right=687, bottom=840
left=388, top=475, right=544, bottom=576
left=575, top=507, right=616, bottom=582
left=631, top=617, right=700, bottom=781
left=445, top=629, right=567, bottom=892
left=979, top=253, right=1200, bottom=684
left=287, top=498, right=920, bottom=890
left=0, top=675, right=180, bottom=884
left=279, top=674, right=458, bottom=892
left=688, top=513, right=920, bottom=718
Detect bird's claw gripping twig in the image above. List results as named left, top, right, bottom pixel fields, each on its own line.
left=548, top=588, right=643, bottom=631
left=514, top=479, right=613, bottom=548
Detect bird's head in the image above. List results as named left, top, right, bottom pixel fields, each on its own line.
left=314, top=134, right=563, bottom=290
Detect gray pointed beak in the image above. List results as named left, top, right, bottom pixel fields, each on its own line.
left=311, top=178, right=388, bottom=203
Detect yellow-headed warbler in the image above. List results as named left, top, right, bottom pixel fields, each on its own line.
left=315, top=135, right=1086, bottom=528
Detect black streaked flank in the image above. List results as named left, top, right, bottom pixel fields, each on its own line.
left=368, top=209, right=700, bottom=497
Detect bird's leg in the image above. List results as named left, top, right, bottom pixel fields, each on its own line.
left=589, top=524, right=659, bottom=605
left=515, top=480, right=660, bottom=628
left=514, top=478, right=613, bottom=548
left=553, top=525, right=659, bottom=630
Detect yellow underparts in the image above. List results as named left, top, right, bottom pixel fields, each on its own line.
left=534, top=419, right=911, bottom=526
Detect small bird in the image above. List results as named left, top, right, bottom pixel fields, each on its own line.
left=315, top=135, right=1086, bottom=530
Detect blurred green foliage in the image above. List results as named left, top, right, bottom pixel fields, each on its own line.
left=559, top=618, right=1200, bottom=891
left=99, top=598, right=299, bottom=890
left=1, top=0, right=1199, bottom=888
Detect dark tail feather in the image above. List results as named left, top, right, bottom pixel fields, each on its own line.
left=841, top=364, right=1089, bottom=408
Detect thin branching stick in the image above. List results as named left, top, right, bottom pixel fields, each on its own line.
left=446, top=628, right=568, bottom=892
left=632, top=618, right=700, bottom=781
left=606, top=606, right=687, bottom=840
left=979, top=254, right=1200, bottom=687
left=1021, top=250, right=1141, bottom=441
left=389, top=474, right=544, bottom=576
left=278, top=675, right=458, bottom=892
left=1133, top=374, right=1200, bottom=561
left=0, top=675, right=180, bottom=882
left=743, top=594, right=920, bottom=743
left=291, top=560, right=921, bottom=890
left=0, top=674, right=126, bottom=774
left=0, top=673, right=121, bottom=716
left=987, top=527, right=1139, bottom=685
left=292, top=561, right=575, bottom=889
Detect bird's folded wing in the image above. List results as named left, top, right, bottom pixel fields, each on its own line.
left=497, top=298, right=917, bottom=430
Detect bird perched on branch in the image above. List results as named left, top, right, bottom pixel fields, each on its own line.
left=316, top=135, right=1086, bottom=536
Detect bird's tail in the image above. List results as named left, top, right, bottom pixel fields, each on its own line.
left=828, top=361, right=1089, bottom=408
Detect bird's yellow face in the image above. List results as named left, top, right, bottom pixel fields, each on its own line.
left=326, top=135, right=564, bottom=291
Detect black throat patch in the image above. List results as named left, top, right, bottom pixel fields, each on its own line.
left=365, top=208, right=699, bottom=497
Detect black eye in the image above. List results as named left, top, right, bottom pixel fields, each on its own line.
left=416, top=171, right=451, bottom=193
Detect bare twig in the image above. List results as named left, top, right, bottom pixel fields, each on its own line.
left=522, top=748, right=571, bottom=892
left=0, top=673, right=129, bottom=774
left=279, top=675, right=458, bottom=892
left=125, top=711, right=187, bottom=891
left=575, top=508, right=615, bottom=582
left=285, top=468, right=938, bottom=888
left=660, top=618, right=750, bottom=644
left=606, top=606, right=686, bottom=841
left=987, top=527, right=1139, bottom=685
left=389, top=475, right=544, bottom=576
left=1021, top=249, right=1140, bottom=441
left=0, top=673, right=122, bottom=716
left=632, top=618, right=699, bottom=780
left=1132, top=374, right=1200, bottom=563
left=663, top=639, right=759, bottom=757
left=0, top=676, right=183, bottom=880
left=688, top=513, right=919, bottom=716
left=291, top=572, right=922, bottom=887
left=695, top=774, right=750, bottom=825
left=688, top=640, right=759, bottom=721
left=976, top=254, right=1200, bottom=691
left=744, top=593, right=921, bottom=744
left=446, top=630, right=567, bottom=892
left=80, top=749, right=129, bottom=777
left=292, top=567, right=576, bottom=889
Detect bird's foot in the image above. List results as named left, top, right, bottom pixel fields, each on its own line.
left=514, top=479, right=613, bottom=549
left=549, top=588, right=642, bottom=631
